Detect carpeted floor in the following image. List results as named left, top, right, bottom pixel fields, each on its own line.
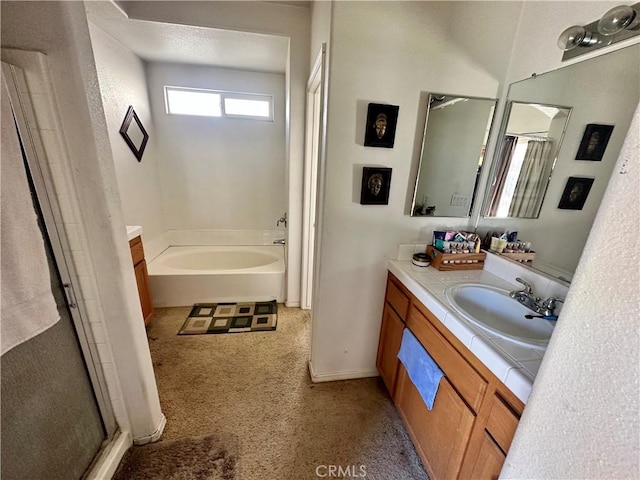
left=113, top=433, right=238, bottom=480
left=146, top=305, right=428, bottom=480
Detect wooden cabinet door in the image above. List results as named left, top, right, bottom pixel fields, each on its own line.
left=376, top=304, right=404, bottom=397
left=134, top=260, right=154, bottom=326
left=467, top=431, right=506, bottom=480
left=395, top=366, right=475, bottom=480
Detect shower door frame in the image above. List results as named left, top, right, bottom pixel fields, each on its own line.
left=2, top=62, right=117, bottom=437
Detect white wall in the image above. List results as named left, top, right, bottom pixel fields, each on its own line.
left=310, top=1, right=521, bottom=378
left=146, top=63, right=286, bottom=231
left=479, top=44, right=639, bottom=274
left=310, top=0, right=331, bottom=60
left=88, top=23, right=165, bottom=243
left=416, top=99, right=494, bottom=217
left=119, top=0, right=310, bottom=306
left=1, top=0, right=164, bottom=442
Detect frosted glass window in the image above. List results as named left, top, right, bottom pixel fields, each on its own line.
left=165, top=88, right=221, bottom=117
left=224, top=98, right=271, bottom=118
left=165, top=86, right=273, bottom=121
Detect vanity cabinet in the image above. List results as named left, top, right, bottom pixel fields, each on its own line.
left=376, top=272, right=524, bottom=480
left=129, top=235, right=154, bottom=326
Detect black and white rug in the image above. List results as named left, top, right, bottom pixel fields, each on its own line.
left=178, top=300, right=278, bottom=335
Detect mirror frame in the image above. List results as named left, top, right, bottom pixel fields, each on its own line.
left=119, top=105, right=149, bottom=162
left=411, top=92, right=498, bottom=218
left=481, top=100, right=573, bottom=219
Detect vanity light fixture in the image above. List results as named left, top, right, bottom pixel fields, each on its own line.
left=557, top=2, right=640, bottom=60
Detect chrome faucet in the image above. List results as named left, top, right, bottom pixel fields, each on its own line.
left=276, top=212, right=287, bottom=228
left=509, top=278, right=564, bottom=317
left=273, top=238, right=286, bottom=245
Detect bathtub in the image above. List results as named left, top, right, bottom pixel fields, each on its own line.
left=147, top=245, right=285, bottom=307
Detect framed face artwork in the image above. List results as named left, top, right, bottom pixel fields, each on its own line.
left=364, top=103, right=399, bottom=148
left=575, top=124, right=614, bottom=161
left=558, top=176, right=595, bottom=210
left=360, top=167, right=392, bottom=205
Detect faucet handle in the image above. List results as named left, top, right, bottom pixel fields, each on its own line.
left=542, top=297, right=565, bottom=310
left=515, top=277, right=533, bottom=294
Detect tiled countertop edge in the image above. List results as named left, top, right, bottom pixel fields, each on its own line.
left=387, top=259, right=543, bottom=404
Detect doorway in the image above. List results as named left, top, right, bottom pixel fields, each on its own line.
left=301, top=45, right=327, bottom=311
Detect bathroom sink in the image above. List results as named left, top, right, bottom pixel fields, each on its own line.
left=445, top=283, right=554, bottom=349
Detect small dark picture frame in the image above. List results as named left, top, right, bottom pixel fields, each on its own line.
left=364, top=103, right=399, bottom=148
left=575, top=123, right=614, bottom=161
left=119, top=106, right=149, bottom=162
left=360, top=167, right=392, bottom=205
left=558, top=176, right=595, bottom=210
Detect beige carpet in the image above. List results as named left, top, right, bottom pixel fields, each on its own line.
left=113, top=433, right=238, bottom=480
left=147, top=306, right=428, bottom=480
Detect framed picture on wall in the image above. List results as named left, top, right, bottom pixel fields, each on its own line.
left=360, top=167, right=392, bottom=205
left=364, top=103, right=399, bottom=148
left=119, top=106, right=149, bottom=162
left=575, top=123, right=614, bottom=161
left=558, top=176, right=595, bottom=210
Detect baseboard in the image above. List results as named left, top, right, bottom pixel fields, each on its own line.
left=285, top=301, right=300, bottom=307
left=133, top=413, right=166, bottom=446
left=308, top=360, right=379, bottom=383
left=85, top=429, right=131, bottom=480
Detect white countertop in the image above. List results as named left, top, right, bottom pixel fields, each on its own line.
left=388, top=259, right=546, bottom=404
left=126, top=225, right=142, bottom=242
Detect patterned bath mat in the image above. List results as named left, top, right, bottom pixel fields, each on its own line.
left=179, top=300, right=278, bottom=335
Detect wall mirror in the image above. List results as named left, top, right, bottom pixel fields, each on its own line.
left=484, top=101, right=572, bottom=218
left=119, top=105, right=149, bottom=162
left=411, top=93, right=497, bottom=217
left=477, top=44, right=639, bottom=282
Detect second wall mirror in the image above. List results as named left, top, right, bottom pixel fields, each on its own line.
left=411, top=93, right=497, bottom=217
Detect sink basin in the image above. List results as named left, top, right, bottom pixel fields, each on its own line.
left=445, top=283, right=554, bottom=349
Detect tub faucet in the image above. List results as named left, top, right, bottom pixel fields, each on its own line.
left=276, top=213, right=287, bottom=228
left=273, top=239, right=286, bottom=245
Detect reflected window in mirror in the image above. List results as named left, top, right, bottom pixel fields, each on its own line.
left=485, top=102, right=572, bottom=219
left=411, top=94, right=497, bottom=217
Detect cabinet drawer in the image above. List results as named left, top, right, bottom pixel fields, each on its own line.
left=129, top=236, right=144, bottom=266
left=486, top=396, right=520, bottom=453
left=407, top=305, right=486, bottom=412
left=386, top=276, right=410, bottom=321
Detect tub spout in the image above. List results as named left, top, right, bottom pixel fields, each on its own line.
left=273, top=239, right=286, bottom=245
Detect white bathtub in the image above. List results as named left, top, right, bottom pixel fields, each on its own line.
left=147, top=246, right=285, bottom=307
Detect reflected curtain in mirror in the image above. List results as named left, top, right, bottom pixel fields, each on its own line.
left=509, top=138, right=553, bottom=217
left=484, top=102, right=572, bottom=219
left=486, top=136, right=517, bottom=216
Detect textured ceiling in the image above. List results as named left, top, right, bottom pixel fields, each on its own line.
left=86, top=2, right=288, bottom=73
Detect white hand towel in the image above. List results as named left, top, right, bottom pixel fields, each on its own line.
left=1, top=72, right=60, bottom=355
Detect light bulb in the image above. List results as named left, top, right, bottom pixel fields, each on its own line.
left=557, top=25, right=597, bottom=51
left=598, top=5, right=637, bottom=36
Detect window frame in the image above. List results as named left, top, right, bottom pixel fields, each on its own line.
left=164, top=86, right=274, bottom=122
